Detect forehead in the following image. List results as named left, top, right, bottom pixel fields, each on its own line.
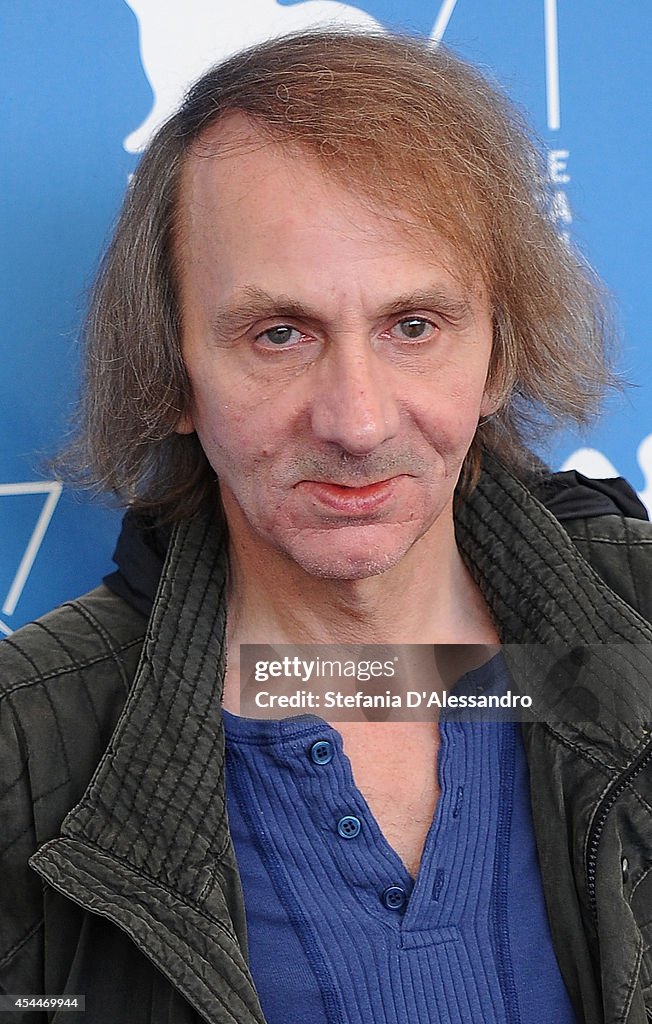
left=175, top=113, right=486, bottom=304
left=179, top=114, right=413, bottom=244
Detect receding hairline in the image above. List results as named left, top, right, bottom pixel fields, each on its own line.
left=172, top=108, right=494, bottom=305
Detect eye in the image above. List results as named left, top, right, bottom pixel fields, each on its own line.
left=256, top=323, right=302, bottom=348
left=389, top=317, right=437, bottom=342
left=255, top=324, right=304, bottom=348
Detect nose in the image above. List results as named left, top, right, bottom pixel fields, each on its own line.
left=309, top=339, right=401, bottom=454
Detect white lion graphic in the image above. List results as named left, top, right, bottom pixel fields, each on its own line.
left=124, top=0, right=384, bottom=152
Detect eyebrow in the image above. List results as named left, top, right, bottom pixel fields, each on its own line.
left=377, top=290, right=474, bottom=323
left=209, top=285, right=475, bottom=340
left=210, top=288, right=324, bottom=340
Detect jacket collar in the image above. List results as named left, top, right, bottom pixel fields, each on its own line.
left=30, top=456, right=652, bottom=1021
left=31, top=514, right=267, bottom=1023
left=457, top=457, right=652, bottom=766
left=457, top=456, right=652, bottom=645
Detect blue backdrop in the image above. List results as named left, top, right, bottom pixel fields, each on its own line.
left=2, top=0, right=650, bottom=634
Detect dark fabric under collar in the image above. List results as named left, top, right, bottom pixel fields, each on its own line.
left=529, top=469, right=648, bottom=522
left=103, top=511, right=172, bottom=618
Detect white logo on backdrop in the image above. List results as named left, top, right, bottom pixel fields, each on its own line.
left=124, top=0, right=383, bottom=152
left=561, top=434, right=652, bottom=516
left=0, top=481, right=63, bottom=636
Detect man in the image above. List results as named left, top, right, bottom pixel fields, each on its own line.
left=2, top=28, right=652, bottom=1024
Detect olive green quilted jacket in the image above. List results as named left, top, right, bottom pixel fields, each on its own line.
left=2, top=459, right=652, bottom=1023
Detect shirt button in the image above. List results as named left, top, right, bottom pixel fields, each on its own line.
left=337, top=815, right=361, bottom=839
left=381, top=885, right=407, bottom=911
left=309, top=740, right=333, bottom=765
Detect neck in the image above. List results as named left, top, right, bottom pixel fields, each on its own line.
left=225, top=513, right=498, bottom=647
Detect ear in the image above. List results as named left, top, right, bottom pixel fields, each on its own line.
left=175, top=409, right=195, bottom=435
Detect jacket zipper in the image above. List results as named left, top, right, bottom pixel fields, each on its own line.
left=585, top=732, right=652, bottom=923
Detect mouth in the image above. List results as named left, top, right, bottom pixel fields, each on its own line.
left=296, top=477, right=403, bottom=513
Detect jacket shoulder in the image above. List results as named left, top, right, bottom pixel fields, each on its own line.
left=562, top=514, right=652, bottom=624
left=0, top=584, right=147, bottom=694
left=0, top=582, right=147, bottom=825
left=0, top=586, right=147, bottom=985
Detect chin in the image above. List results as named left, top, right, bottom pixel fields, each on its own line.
left=284, top=533, right=414, bottom=582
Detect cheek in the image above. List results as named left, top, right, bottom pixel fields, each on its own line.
left=192, top=394, right=279, bottom=484
left=445, top=375, right=490, bottom=429
left=416, top=391, right=484, bottom=449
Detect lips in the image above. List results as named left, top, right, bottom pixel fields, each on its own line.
left=297, top=477, right=400, bottom=513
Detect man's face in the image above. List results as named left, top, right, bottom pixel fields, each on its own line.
left=177, top=116, right=497, bottom=580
